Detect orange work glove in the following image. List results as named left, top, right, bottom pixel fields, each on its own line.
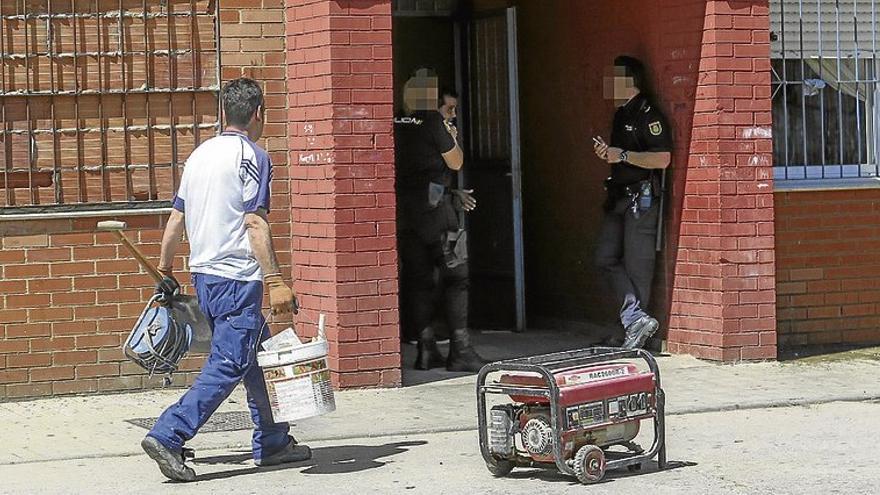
left=263, top=273, right=299, bottom=315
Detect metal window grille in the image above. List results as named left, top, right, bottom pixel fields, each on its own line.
left=771, top=0, right=880, bottom=182
left=392, top=0, right=458, bottom=17
left=0, top=0, right=220, bottom=213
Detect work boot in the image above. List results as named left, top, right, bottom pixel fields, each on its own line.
left=446, top=328, right=489, bottom=372
left=255, top=436, right=312, bottom=467
left=415, top=326, right=446, bottom=370
left=623, top=315, right=659, bottom=350
left=141, top=436, right=196, bottom=482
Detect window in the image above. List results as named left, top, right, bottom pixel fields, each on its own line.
left=770, top=0, right=880, bottom=184
left=0, top=1, right=219, bottom=213
left=393, top=0, right=459, bottom=17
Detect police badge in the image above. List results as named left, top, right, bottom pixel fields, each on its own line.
left=649, top=121, right=663, bottom=136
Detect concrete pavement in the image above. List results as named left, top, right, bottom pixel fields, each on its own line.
left=2, top=340, right=880, bottom=493
left=1, top=401, right=877, bottom=494
left=3, top=348, right=880, bottom=465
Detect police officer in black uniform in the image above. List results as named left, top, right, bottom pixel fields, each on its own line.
left=395, top=68, right=487, bottom=371
left=593, top=56, right=672, bottom=350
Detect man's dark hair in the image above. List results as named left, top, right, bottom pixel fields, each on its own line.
left=614, top=55, right=653, bottom=98
left=440, top=87, right=458, bottom=100
left=440, top=86, right=458, bottom=101
left=221, top=78, right=263, bottom=127
left=439, top=87, right=458, bottom=108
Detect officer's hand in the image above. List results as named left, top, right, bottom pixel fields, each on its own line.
left=593, top=137, right=609, bottom=160
left=264, top=273, right=299, bottom=315
left=155, top=275, right=180, bottom=304
left=452, top=189, right=477, bottom=212
left=444, top=120, right=459, bottom=141
left=605, top=147, right=625, bottom=164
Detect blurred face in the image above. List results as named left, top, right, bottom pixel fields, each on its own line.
left=439, top=94, right=458, bottom=121
left=603, top=65, right=638, bottom=106
left=403, top=75, right=439, bottom=114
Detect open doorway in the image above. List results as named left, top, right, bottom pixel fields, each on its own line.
left=393, top=5, right=526, bottom=341
left=392, top=3, right=600, bottom=385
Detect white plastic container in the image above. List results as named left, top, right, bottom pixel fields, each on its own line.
left=257, top=314, right=335, bottom=423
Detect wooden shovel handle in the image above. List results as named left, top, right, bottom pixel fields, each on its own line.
left=111, top=230, right=166, bottom=283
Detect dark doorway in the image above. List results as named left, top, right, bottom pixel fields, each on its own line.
left=392, top=7, right=525, bottom=336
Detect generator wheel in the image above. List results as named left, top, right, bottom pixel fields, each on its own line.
left=485, top=458, right=514, bottom=477
left=573, top=445, right=606, bottom=484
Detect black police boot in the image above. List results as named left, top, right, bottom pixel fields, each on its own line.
left=446, top=329, right=489, bottom=372
left=415, top=326, right=445, bottom=370
left=141, top=436, right=196, bottom=482
left=623, top=315, right=660, bottom=350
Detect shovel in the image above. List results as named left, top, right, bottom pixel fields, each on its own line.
left=97, top=220, right=212, bottom=353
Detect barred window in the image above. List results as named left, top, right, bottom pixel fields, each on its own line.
left=771, top=0, right=880, bottom=184
left=0, top=0, right=219, bottom=214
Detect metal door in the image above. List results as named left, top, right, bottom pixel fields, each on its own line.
left=462, top=7, right=525, bottom=331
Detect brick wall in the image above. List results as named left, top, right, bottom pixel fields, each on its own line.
left=0, top=0, right=218, bottom=207
left=776, top=188, right=880, bottom=348
left=285, top=0, right=400, bottom=389
left=664, top=0, right=777, bottom=361
left=0, top=0, right=291, bottom=399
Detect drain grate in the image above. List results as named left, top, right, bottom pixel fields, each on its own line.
left=126, top=411, right=254, bottom=433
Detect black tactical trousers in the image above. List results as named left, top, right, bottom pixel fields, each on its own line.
left=398, top=228, right=469, bottom=342
left=595, top=196, right=659, bottom=329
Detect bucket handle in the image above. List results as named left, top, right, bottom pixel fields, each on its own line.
left=263, top=311, right=327, bottom=342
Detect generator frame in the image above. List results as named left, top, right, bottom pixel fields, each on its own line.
left=476, top=347, right=666, bottom=481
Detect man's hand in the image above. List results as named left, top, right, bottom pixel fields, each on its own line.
left=594, top=137, right=624, bottom=164
left=157, top=264, right=174, bottom=280
left=452, top=189, right=477, bottom=212
left=605, top=147, right=625, bottom=164
left=264, top=273, right=299, bottom=316
left=155, top=275, right=180, bottom=304
left=593, top=136, right=609, bottom=161
left=444, top=119, right=459, bottom=141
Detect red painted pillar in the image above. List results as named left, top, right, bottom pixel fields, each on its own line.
left=666, top=1, right=777, bottom=361
left=285, top=0, right=400, bottom=387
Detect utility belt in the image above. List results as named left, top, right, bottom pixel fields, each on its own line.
left=426, top=181, right=468, bottom=268
left=603, top=176, right=657, bottom=218
left=428, top=181, right=453, bottom=208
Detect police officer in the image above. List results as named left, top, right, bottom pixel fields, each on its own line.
left=395, top=69, right=486, bottom=372
left=593, top=56, right=672, bottom=350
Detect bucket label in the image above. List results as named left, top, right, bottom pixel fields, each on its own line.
left=264, top=362, right=335, bottom=422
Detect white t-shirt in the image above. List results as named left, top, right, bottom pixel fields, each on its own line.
left=172, top=130, right=273, bottom=282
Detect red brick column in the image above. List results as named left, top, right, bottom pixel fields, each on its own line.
left=285, top=0, right=399, bottom=387
left=667, top=1, right=777, bottom=361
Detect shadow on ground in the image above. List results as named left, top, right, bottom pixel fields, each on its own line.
left=504, top=459, right=697, bottom=485
left=187, top=441, right=428, bottom=482
left=402, top=325, right=617, bottom=386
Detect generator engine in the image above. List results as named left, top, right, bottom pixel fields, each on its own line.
left=487, top=363, right=656, bottom=464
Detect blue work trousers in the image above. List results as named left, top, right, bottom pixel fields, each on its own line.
left=147, top=273, right=289, bottom=461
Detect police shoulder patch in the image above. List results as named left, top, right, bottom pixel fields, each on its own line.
left=649, top=121, right=663, bottom=136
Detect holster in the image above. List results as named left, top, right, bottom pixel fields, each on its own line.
left=442, top=229, right=468, bottom=268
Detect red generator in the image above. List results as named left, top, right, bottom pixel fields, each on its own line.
left=477, top=347, right=666, bottom=484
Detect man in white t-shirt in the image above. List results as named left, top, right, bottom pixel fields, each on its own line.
left=140, top=78, right=309, bottom=482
